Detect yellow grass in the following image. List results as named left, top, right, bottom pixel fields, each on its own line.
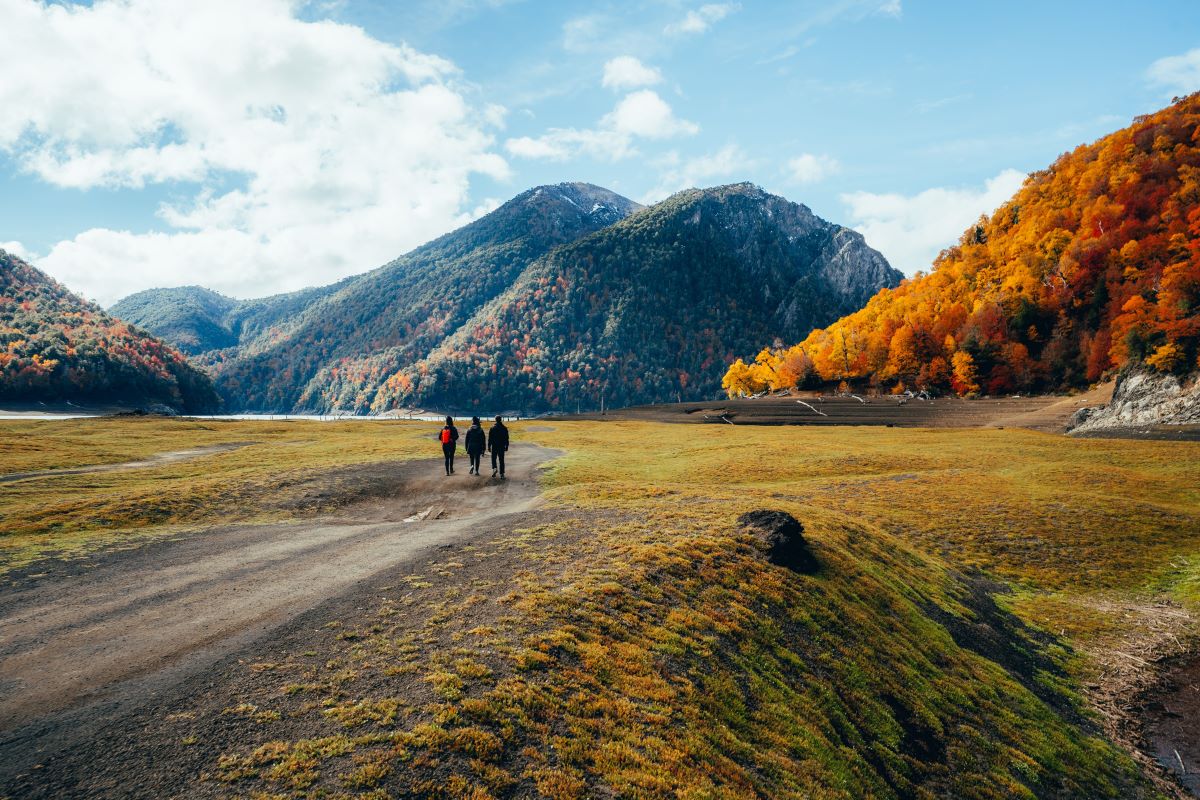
left=4, top=417, right=1198, bottom=798
left=0, top=417, right=436, bottom=570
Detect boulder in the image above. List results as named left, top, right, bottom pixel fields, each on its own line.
left=738, top=510, right=819, bottom=574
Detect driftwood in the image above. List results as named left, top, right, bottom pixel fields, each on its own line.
left=403, top=505, right=446, bottom=523
left=796, top=400, right=828, bottom=417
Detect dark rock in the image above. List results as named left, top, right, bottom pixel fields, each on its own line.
left=1065, top=406, right=1095, bottom=431
left=738, top=510, right=819, bottom=573
left=144, top=404, right=180, bottom=417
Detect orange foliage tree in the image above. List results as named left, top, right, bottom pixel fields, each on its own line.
left=726, top=93, right=1200, bottom=396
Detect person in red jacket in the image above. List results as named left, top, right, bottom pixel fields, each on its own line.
left=438, top=416, right=459, bottom=475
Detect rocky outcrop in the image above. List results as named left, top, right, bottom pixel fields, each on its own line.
left=738, top=509, right=819, bottom=574
left=1069, top=369, right=1200, bottom=433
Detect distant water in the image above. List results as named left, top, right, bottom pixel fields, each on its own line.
left=193, top=414, right=454, bottom=422
left=1, top=412, right=517, bottom=423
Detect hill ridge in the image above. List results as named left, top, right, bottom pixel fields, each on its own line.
left=0, top=251, right=220, bottom=412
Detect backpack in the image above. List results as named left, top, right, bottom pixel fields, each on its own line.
left=440, top=428, right=452, bottom=445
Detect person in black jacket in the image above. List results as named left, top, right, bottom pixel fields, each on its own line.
left=488, top=415, right=509, bottom=478
left=464, top=416, right=486, bottom=475
left=438, top=416, right=459, bottom=475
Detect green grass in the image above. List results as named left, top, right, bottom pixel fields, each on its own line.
left=0, top=417, right=437, bottom=571
left=4, top=418, right=1198, bottom=798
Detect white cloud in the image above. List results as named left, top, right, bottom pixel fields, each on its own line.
left=0, top=0, right=509, bottom=304
left=602, top=90, right=699, bottom=139
left=1146, top=48, right=1200, bottom=95
left=841, top=169, right=1026, bottom=275
left=602, top=56, right=663, bottom=90
left=506, top=128, right=636, bottom=162
left=665, top=3, right=738, bottom=36
left=642, top=144, right=752, bottom=202
left=877, top=0, right=902, bottom=18
left=1, top=241, right=38, bottom=262
left=562, top=14, right=604, bottom=51
left=785, top=153, right=840, bottom=184
left=506, top=89, right=696, bottom=162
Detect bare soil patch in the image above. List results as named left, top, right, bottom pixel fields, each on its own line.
left=0, top=504, right=586, bottom=799
left=1143, top=656, right=1200, bottom=797
left=578, top=393, right=1086, bottom=430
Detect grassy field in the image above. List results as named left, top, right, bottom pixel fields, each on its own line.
left=0, top=417, right=435, bottom=572
left=3, top=417, right=1198, bottom=797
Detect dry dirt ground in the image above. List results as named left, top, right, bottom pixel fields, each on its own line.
left=1, top=412, right=1196, bottom=798
left=574, top=385, right=1200, bottom=441
left=0, top=444, right=558, bottom=797
left=576, top=385, right=1116, bottom=431
left=1144, top=656, right=1200, bottom=797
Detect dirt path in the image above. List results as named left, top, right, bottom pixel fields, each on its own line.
left=0, top=444, right=558, bottom=783
left=985, top=381, right=1115, bottom=432
left=0, top=442, right=255, bottom=484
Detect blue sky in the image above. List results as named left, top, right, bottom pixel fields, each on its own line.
left=1, top=0, right=1199, bottom=304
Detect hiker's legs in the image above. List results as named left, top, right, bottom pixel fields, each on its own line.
left=496, top=450, right=505, bottom=477
left=443, top=444, right=455, bottom=474
left=469, top=452, right=481, bottom=473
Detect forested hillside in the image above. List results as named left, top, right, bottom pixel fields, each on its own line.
left=209, top=183, right=641, bottom=411
left=368, top=183, right=901, bottom=413
left=725, top=94, right=1200, bottom=396
left=111, top=286, right=239, bottom=355
left=109, top=182, right=900, bottom=414
left=0, top=251, right=220, bottom=412
left=110, top=281, right=348, bottom=365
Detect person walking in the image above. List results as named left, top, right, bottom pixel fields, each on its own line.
left=488, top=415, right=509, bottom=478
left=464, top=416, right=486, bottom=475
left=438, top=416, right=459, bottom=475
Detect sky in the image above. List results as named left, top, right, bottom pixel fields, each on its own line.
left=2, top=1, right=1200, bottom=306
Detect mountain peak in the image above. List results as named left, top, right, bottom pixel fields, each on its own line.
left=517, top=182, right=642, bottom=218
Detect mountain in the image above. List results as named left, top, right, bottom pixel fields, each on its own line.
left=110, top=281, right=348, bottom=364
left=182, top=183, right=642, bottom=411
left=726, top=94, right=1200, bottom=397
left=111, top=286, right=238, bottom=355
left=110, top=181, right=899, bottom=414
left=369, top=183, right=901, bottom=413
left=0, top=251, right=220, bottom=412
